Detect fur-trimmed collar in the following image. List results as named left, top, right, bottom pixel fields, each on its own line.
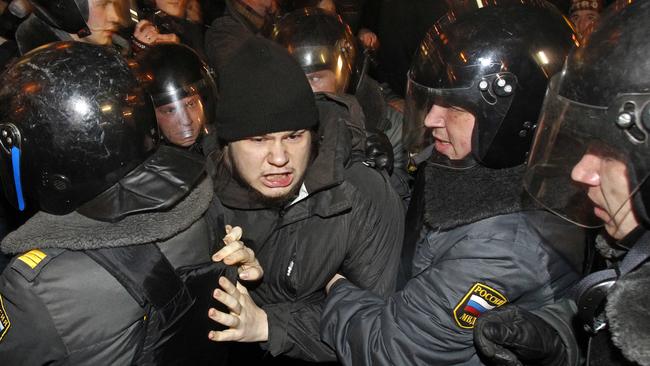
left=607, top=260, right=650, bottom=365
left=423, top=162, right=535, bottom=231
left=1, top=177, right=213, bottom=254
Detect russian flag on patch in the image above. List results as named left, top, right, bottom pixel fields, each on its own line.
left=464, top=294, right=496, bottom=316
left=453, top=282, right=508, bottom=329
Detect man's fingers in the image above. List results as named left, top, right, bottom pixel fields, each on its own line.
left=219, top=276, right=239, bottom=295
left=208, top=328, right=241, bottom=342
left=223, top=226, right=242, bottom=244
left=223, top=248, right=250, bottom=266
left=212, top=241, right=244, bottom=262
left=213, top=288, right=242, bottom=314
left=228, top=247, right=256, bottom=266
left=208, top=308, right=240, bottom=328
left=239, top=266, right=263, bottom=281
left=235, top=281, right=250, bottom=295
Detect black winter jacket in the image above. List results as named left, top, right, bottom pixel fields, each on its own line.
left=0, top=176, right=234, bottom=365
left=204, top=0, right=266, bottom=73
left=535, top=230, right=650, bottom=366
left=212, top=99, right=404, bottom=361
left=321, top=161, right=586, bottom=365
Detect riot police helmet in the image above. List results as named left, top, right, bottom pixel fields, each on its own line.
left=136, top=43, right=217, bottom=148
left=272, top=7, right=357, bottom=94
left=0, top=41, right=157, bottom=215
left=523, top=0, right=650, bottom=228
left=404, top=0, right=576, bottom=168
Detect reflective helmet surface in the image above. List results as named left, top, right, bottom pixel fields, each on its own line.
left=0, top=41, right=157, bottom=215
left=272, top=7, right=357, bottom=94
left=404, top=0, right=576, bottom=168
left=135, top=43, right=217, bottom=148
left=524, top=0, right=650, bottom=228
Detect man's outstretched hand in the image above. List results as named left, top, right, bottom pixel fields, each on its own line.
left=212, top=225, right=263, bottom=281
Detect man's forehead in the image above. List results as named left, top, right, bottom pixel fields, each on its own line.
left=249, top=129, right=308, bottom=138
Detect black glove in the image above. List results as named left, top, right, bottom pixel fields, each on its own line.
left=473, top=306, right=568, bottom=366
left=364, top=130, right=394, bottom=175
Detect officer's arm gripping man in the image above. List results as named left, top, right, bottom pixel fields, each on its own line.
left=321, top=223, right=572, bottom=365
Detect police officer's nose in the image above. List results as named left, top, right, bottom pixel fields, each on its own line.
left=571, top=153, right=601, bottom=187
left=424, top=104, right=448, bottom=128
left=179, top=107, right=193, bottom=126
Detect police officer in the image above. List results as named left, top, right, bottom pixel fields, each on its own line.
left=272, top=8, right=410, bottom=201
left=136, top=43, right=217, bottom=154
left=474, top=2, right=650, bottom=365
left=0, top=41, right=239, bottom=365
left=14, top=0, right=131, bottom=54
left=317, top=1, right=586, bottom=364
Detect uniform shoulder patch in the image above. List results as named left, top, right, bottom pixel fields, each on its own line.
left=0, top=294, right=10, bottom=342
left=453, top=282, right=508, bottom=329
left=17, top=249, right=47, bottom=269
left=11, top=248, right=64, bottom=282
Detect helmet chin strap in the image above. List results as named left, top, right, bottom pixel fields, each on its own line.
left=11, top=146, right=25, bottom=211
left=633, top=178, right=650, bottom=230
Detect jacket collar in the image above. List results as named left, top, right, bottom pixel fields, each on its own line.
left=1, top=177, right=214, bottom=254
left=423, top=162, right=535, bottom=230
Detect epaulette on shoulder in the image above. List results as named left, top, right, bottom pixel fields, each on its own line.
left=10, top=248, right=65, bottom=282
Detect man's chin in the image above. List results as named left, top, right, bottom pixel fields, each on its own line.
left=253, top=184, right=301, bottom=208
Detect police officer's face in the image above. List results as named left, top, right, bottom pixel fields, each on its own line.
left=155, top=0, right=189, bottom=18
left=571, top=147, right=639, bottom=239
left=570, top=10, right=600, bottom=40
left=80, top=0, right=125, bottom=45
left=228, top=130, right=312, bottom=200
left=155, top=94, right=206, bottom=147
left=306, top=70, right=338, bottom=94
left=424, top=104, right=475, bottom=160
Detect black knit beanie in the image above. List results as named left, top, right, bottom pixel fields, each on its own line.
left=215, top=37, right=319, bottom=142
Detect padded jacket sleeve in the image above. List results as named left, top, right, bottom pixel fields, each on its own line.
left=321, top=220, right=570, bottom=366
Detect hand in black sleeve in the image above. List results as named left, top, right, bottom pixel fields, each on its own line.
left=473, top=305, right=569, bottom=366
left=364, top=130, right=394, bottom=175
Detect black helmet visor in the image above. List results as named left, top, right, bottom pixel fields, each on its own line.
left=524, top=74, right=649, bottom=228
left=404, top=68, right=516, bottom=161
